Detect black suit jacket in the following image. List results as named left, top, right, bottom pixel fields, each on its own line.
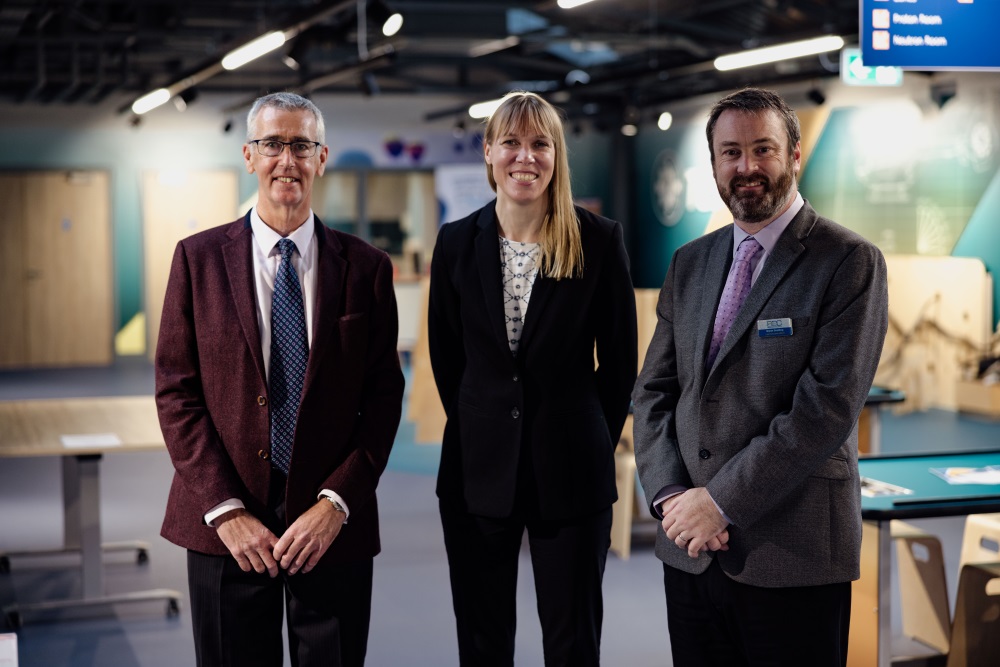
left=155, top=214, right=405, bottom=567
left=429, top=201, right=637, bottom=520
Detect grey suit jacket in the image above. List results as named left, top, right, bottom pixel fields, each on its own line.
left=632, top=201, right=888, bottom=587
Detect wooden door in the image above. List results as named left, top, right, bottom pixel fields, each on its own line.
left=0, top=175, right=27, bottom=366
left=142, top=169, right=238, bottom=359
left=22, top=171, right=113, bottom=366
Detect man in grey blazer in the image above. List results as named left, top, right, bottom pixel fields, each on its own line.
left=633, top=88, right=888, bottom=665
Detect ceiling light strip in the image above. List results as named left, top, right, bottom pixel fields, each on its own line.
left=714, top=35, right=845, bottom=71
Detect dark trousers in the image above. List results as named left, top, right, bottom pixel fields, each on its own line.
left=440, top=503, right=613, bottom=667
left=186, top=473, right=373, bottom=667
left=662, top=559, right=851, bottom=667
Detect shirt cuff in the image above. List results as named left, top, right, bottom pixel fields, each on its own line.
left=205, top=498, right=245, bottom=527
left=707, top=491, right=733, bottom=525
left=318, top=489, right=350, bottom=522
left=651, top=484, right=687, bottom=519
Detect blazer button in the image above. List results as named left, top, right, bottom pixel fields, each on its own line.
left=511, top=407, right=520, bottom=419
left=699, top=448, right=711, bottom=460
left=512, top=374, right=519, bottom=382
left=258, top=449, right=270, bottom=460
left=257, top=395, right=267, bottom=406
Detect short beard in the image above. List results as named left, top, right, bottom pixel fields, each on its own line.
left=718, top=164, right=796, bottom=224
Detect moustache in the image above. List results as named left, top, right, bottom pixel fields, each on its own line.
left=730, top=176, right=771, bottom=191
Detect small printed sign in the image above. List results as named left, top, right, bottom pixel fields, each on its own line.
left=60, top=433, right=123, bottom=449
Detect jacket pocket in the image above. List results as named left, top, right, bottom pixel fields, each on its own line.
left=810, top=456, right=851, bottom=481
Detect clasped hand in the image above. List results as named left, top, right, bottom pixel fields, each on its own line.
left=216, top=500, right=345, bottom=577
left=660, top=487, right=730, bottom=558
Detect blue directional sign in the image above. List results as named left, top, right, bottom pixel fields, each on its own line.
left=861, top=0, right=1000, bottom=70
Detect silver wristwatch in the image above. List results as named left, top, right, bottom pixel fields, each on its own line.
left=326, top=496, right=346, bottom=514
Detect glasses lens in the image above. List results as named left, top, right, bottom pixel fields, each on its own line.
left=292, top=143, right=316, bottom=158
left=256, top=141, right=280, bottom=157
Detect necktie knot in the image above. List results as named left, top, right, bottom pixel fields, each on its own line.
left=736, top=236, right=762, bottom=263
left=277, top=238, right=297, bottom=261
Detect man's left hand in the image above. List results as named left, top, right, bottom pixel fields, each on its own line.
left=661, top=487, right=730, bottom=558
left=272, top=499, right=346, bottom=575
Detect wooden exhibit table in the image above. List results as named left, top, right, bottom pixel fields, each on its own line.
left=852, top=450, right=1000, bottom=667
left=0, top=396, right=180, bottom=627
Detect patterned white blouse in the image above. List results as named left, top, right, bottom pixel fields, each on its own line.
left=499, top=235, right=541, bottom=356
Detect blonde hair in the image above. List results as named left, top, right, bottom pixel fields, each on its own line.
left=484, top=91, right=583, bottom=279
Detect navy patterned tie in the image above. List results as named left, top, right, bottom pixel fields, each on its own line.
left=269, top=238, right=308, bottom=474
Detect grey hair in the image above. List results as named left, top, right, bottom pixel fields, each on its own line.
left=246, top=92, right=326, bottom=144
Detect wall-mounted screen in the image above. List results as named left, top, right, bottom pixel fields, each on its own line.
left=861, top=0, right=1000, bottom=70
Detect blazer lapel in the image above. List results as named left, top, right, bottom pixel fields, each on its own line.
left=473, top=204, right=512, bottom=354
left=304, top=218, right=346, bottom=388
left=710, top=207, right=813, bottom=372
left=516, top=272, right=552, bottom=354
left=698, top=230, right=735, bottom=381
left=222, top=213, right=267, bottom=386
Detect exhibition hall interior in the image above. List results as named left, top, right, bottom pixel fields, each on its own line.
left=1, top=1, right=999, bottom=665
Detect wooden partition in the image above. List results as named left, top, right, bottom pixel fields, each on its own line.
left=0, top=171, right=113, bottom=368
left=142, top=170, right=238, bottom=359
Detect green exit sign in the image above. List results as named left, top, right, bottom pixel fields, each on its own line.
left=840, top=48, right=903, bottom=87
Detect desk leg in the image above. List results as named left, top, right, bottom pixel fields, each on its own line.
left=849, top=520, right=892, bottom=667
left=2, top=454, right=180, bottom=628
left=1, top=457, right=151, bottom=569
left=65, top=455, right=103, bottom=599
left=876, top=521, right=892, bottom=667
left=868, top=408, right=882, bottom=457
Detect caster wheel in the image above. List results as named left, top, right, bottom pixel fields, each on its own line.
left=0, top=556, right=9, bottom=574
left=137, top=549, right=149, bottom=565
left=5, top=611, right=21, bottom=629
left=166, top=598, right=180, bottom=617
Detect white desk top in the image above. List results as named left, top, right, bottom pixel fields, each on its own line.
left=0, top=396, right=164, bottom=458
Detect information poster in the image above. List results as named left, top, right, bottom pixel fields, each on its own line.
left=861, top=0, right=1000, bottom=69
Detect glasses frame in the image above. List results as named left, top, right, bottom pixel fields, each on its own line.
left=249, top=139, right=324, bottom=158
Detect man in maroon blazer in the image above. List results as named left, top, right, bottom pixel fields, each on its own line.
left=155, top=92, right=404, bottom=667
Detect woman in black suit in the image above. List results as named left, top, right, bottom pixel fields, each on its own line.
left=428, top=91, right=637, bottom=666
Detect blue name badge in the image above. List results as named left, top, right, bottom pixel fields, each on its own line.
left=757, top=317, right=793, bottom=338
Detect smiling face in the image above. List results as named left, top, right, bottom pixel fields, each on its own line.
left=243, top=106, right=328, bottom=227
left=484, top=125, right=555, bottom=210
left=711, top=108, right=801, bottom=228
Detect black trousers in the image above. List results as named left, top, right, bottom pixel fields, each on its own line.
left=662, top=559, right=851, bottom=667
left=186, top=473, right=373, bottom=667
left=440, top=503, right=613, bottom=667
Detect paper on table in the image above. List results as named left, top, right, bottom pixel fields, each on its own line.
left=60, top=433, right=123, bottom=449
left=861, top=476, right=914, bottom=497
left=930, top=466, right=1000, bottom=485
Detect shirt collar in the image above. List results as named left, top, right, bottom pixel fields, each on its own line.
left=250, top=207, right=316, bottom=258
left=732, top=191, right=803, bottom=257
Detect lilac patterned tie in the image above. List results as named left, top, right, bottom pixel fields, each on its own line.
left=269, top=238, right=308, bottom=474
left=706, top=236, right=763, bottom=369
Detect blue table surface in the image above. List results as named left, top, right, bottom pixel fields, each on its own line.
left=859, top=450, right=1000, bottom=519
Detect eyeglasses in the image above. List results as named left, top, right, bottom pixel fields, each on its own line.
left=249, top=139, right=323, bottom=158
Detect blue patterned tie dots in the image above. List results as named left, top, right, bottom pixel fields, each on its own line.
left=707, top=236, right=763, bottom=369
left=269, top=238, right=309, bottom=474
left=499, top=236, right=540, bottom=356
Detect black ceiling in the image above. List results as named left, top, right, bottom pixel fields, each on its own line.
left=0, top=0, right=860, bottom=122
